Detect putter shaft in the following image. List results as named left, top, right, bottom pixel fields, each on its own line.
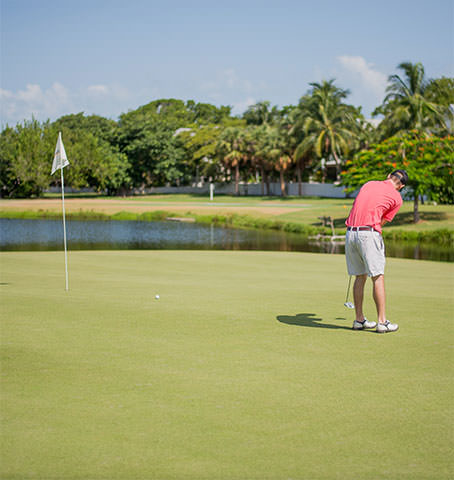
left=345, top=275, right=352, bottom=303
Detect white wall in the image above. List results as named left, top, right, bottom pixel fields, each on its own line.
left=131, top=182, right=354, bottom=198
left=48, top=182, right=355, bottom=198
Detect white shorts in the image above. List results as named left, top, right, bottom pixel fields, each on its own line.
left=345, top=230, right=385, bottom=277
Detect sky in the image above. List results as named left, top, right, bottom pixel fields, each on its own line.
left=1, top=0, right=453, bottom=127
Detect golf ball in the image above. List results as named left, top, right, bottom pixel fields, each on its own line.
left=155, top=294, right=160, bottom=300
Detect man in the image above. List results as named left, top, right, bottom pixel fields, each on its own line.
left=345, top=170, right=408, bottom=333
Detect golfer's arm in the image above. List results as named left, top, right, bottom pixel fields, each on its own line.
left=381, top=219, right=388, bottom=227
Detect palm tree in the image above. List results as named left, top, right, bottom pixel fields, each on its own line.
left=374, top=62, right=450, bottom=137
left=248, top=125, right=273, bottom=195
left=261, top=125, right=292, bottom=196
left=291, top=80, right=360, bottom=181
left=247, top=106, right=294, bottom=195
left=274, top=110, right=309, bottom=196
left=286, top=108, right=311, bottom=195
left=243, top=101, right=280, bottom=126
left=217, top=127, right=249, bottom=195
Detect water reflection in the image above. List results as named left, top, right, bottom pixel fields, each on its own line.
left=0, top=218, right=452, bottom=262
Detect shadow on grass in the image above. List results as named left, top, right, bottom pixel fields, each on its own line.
left=277, top=313, right=352, bottom=331
left=313, top=210, right=448, bottom=229
left=388, top=210, right=448, bottom=226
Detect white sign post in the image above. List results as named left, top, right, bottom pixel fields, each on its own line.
left=51, top=132, right=70, bottom=291
left=210, top=183, right=214, bottom=201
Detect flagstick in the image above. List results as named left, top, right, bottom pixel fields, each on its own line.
left=60, top=167, right=69, bottom=291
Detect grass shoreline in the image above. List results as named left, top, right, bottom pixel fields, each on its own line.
left=2, top=208, right=453, bottom=245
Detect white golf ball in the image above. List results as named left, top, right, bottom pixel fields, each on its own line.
left=155, top=294, right=160, bottom=300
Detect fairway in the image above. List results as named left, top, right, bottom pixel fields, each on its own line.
left=1, top=251, right=453, bottom=479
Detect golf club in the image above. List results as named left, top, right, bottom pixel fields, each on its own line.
left=344, top=275, right=355, bottom=309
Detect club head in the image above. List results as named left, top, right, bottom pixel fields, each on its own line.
left=344, top=302, right=355, bottom=309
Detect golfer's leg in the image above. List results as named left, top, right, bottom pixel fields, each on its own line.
left=353, top=274, right=367, bottom=322
left=372, top=274, right=386, bottom=324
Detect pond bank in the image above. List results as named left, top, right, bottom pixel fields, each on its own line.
left=2, top=217, right=453, bottom=262
left=1, top=208, right=453, bottom=245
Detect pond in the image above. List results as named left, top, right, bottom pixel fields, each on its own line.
left=0, top=218, right=452, bottom=262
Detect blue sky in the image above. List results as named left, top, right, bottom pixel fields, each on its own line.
left=1, top=0, right=453, bottom=126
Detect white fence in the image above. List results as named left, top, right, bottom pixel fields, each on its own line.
left=129, top=182, right=354, bottom=198
left=47, top=182, right=356, bottom=198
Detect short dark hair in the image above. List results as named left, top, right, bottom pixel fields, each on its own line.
left=391, top=169, right=408, bottom=186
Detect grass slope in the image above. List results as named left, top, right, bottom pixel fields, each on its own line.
left=2, top=195, right=453, bottom=233
left=1, top=251, right=453, bottom=479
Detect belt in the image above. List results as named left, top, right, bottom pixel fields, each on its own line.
left=347, top=226, right=375, bottom=232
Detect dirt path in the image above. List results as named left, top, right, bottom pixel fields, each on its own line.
left=0, top=198, right=306, bottom=217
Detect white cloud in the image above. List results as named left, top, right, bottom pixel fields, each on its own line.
left=220, top=68, right=253, bottom=91
left=224, top=68, right=237, bottom=89
left=231, top=97, right=257, bottom=115
left=198, top=68, right=258, bottom=114
left=335, top=55, right=388, bottom=115
left=0, top=82, right=150, bottom=126
left=0, top=71, right=262, bottom=125
left=201, top=68, right=254, bottom=96
left=86, top=84, right=109, bottom=95
left=337, top=56, right=387, bottom=98
left=0, top=83, right=72, bottom=125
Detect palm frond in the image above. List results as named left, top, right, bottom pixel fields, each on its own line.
left=315, top=131, right=326, bottom=157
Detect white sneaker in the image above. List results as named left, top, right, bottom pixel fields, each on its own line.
left=352, top=318, right=377, bottom=330
left=376, top=320, right=399, bottom=333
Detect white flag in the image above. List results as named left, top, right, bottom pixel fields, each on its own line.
left=51, top=132, right=69, bottom=175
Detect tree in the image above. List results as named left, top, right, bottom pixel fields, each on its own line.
left=286, top=106, right=311, bottom=195
left=53, top=113, right=118, bottom=143
left=216, top=126, right=250, bottom=195
left=262, top=125, right=292, bottom=196
left=0, top=117, right=130, bottom=197
left=243, top=101, right=280, bottom=126
left=178, top=118, right=246, bottom=184
left=341, top=131, right=454, bottom=222
left=179, top=125, right=220, bottom=183
left=0, top=119, right=55, bottom=197
left=116, top=101, right=188, bottom=189
left=46, top=126, right=130, bottom=194
left=119, top=124, right=185, bottom=189
left=291, top=80, right=361, bottom=181
left=425, top=77, right=454, bottom=106
left=116, top=98, right=237, bottom=189
left=247, top=125, right=271, bottom=195
left=374, top=63, right=451, bottom=138
left=185, top=101, right=232, bottom=124
left=425, top=77, right=454, bottom=135
left=52, top=114, right=130, bottom=194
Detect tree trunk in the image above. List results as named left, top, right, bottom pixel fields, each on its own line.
left=296, top=161, right=302, bottom=196
left=413, top=194, right=420, bottom=223
left=280, top=170, right=286, bottom=197
left=332, top=151, right=342, bottom=181
left=235, top=164, right=240, bottom=196
left=260, top=167, right=265, bottom=196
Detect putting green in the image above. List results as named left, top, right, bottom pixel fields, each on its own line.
left=1, top=251, right=453, bottom=479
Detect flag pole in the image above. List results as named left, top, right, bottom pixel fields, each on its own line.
left=60, top=166, right=69, bottom=291
left=52, top=131, right=70, bottom=291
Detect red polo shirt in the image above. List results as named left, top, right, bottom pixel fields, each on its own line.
left=345, top=180, right=403, bottom=234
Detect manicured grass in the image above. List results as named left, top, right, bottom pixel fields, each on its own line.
left=1, top=251, right=453, bottom=479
